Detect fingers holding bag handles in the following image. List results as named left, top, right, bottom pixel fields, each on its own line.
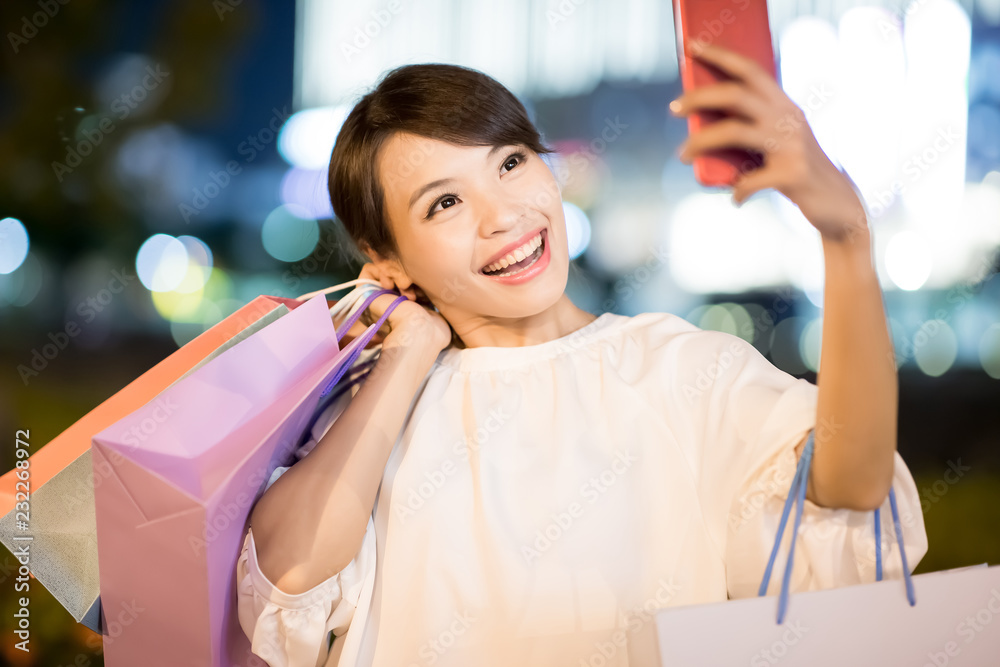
left=296, top=263, right=453, bottom=354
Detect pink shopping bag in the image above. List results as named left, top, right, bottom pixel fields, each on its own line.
left=91, top=289, right=407, bottom=666
left=0, top=294, right=301, bottom=515
left=0, top=295, right=297, bottom=633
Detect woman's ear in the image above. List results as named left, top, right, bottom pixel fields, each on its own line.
left=364, top=245, right=416, bottom=293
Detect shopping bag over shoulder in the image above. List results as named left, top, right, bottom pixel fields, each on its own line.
left=0, top=295, right=297, bottom=632
left=92, top=288, right=407, bottom=667
left=0, top=295, right=299, bottom=514
left=655, top=432, right=1000, bottom=665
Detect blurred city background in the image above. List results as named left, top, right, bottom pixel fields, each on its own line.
left=1, top=0, right=999, bottom=663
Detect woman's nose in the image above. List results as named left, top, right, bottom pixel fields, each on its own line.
left=479, top=195, right=530, bottom=236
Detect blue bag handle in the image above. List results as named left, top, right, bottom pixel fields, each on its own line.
left=757, top=430, right=916, bottom=623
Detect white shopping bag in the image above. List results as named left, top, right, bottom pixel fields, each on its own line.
left=656, top=431, right=1000, bottom=665
left=656, top=563, right=1000, bottom=665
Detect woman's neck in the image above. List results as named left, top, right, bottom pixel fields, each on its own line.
left=448, top=295, right=598, bottom=350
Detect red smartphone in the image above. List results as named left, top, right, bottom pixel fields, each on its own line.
left=672, top=0, right=777, bottom=188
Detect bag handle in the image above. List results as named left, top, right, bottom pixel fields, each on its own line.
left=757, top=430, right=916, bottom=623
left=333, top=286, right=393, bottom=343
left=294, top=278, right=403, bottom=343
left=295, top=357, right=377, bottom=451
left=329, top=282, right=384, bottom=335
left=318, top=289, right=408, bottom=399
left=295, top=278, right=383, bottom=303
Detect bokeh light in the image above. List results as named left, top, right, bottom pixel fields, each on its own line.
left=669, top=194, right=788, bottom=293
left=743, top=303, right=770, bottom=353
left=136, top=234, right=189, bottom=292
left=0, top=251, right=43, bottom=307
left=770, top=316, right=808, bottom=375
left=173, top=236, right=214, bottom=294
left=837, top=7, right=907, bottom=208
left=151, top=282, right=205, bottom=323
left=885, top=230, right=933, bottom=290
left=0, top=217, right=30, bottom=274
left=563, top=201, right=592, bottom=260
left=261, top=204, right=319, bottom=262
left=153, top=265, right=234, bottom=332
left=280, top=167, right=334, bottom=219
left=899, top=0, right=971, bottom=222
left=687, top=303, right=755, bottom=343
left=278, top=106, right=350, bottom=170
left=724, top=303, right=754, bottom=344
left=913, top=319, right=959, bottom=376
left=800, top=317, right=823, bottom=372
left=698, top=304, right=737, bottom=336
left=978, top=323, right=1000, bottom=379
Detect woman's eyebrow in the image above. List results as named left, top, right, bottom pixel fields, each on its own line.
left=406, top=145, right=512, bottom=212
left=408, top=178, right=454, bottom=212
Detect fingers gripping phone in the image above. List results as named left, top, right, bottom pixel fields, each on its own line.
left=672, top=0, right=777, bottom=187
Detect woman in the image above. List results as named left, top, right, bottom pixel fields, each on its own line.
left=236, top=44, right=928, bottom=666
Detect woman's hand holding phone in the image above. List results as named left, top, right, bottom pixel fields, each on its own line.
left=669, top=42, right=866, bottom=242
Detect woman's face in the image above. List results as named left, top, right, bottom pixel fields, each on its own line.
left=375, top=132, right=570, bottom=323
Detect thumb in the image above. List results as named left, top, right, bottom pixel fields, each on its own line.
left=731, top=169, right=770, bottom=207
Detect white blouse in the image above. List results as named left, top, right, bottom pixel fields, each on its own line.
left=235, top=311, right=928, bottom=667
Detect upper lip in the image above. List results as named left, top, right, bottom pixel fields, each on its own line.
left=479, top=227, right=546, bottom=272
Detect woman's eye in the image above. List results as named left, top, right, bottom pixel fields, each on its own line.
left=425, top=151, right=525, bottom=219
left=427, top=195, right=458, bottom=218
left=501, top=152, right=526, bottom=175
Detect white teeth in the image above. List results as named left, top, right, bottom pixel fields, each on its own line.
left=483, top=233, right=542, bottom=274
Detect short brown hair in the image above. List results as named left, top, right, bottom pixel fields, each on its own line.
left=327, top=63, right=556, bottom=264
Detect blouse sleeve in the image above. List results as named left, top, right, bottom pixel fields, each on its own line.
left=724, top=444, right=928, bottom=600
left=235, top=376, right=377, bottom=667
left=670, top=327, right=928, bottom=600
left=236, top=516, right=375, bottom=667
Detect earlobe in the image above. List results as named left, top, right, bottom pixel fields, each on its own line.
left=362, top=243, right=416, bottom=293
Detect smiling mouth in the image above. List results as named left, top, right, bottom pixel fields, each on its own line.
left=480, top=229, right=547, bottom=277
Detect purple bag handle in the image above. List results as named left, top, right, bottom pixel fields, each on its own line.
left=334, top=288, right=395, bottom=343
left=296, top=357, right=378, bottom=451
left=757, top=430, right=916, bottom=624
left=319, top=290, right=408, bottom=399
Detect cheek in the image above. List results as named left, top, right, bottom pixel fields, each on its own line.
left=525, top=170, right=563, bottom=215
left=408, top=240, right=475, bottom=285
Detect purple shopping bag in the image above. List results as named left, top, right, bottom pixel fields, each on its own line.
left=91, top=290, right=406, bottom=667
